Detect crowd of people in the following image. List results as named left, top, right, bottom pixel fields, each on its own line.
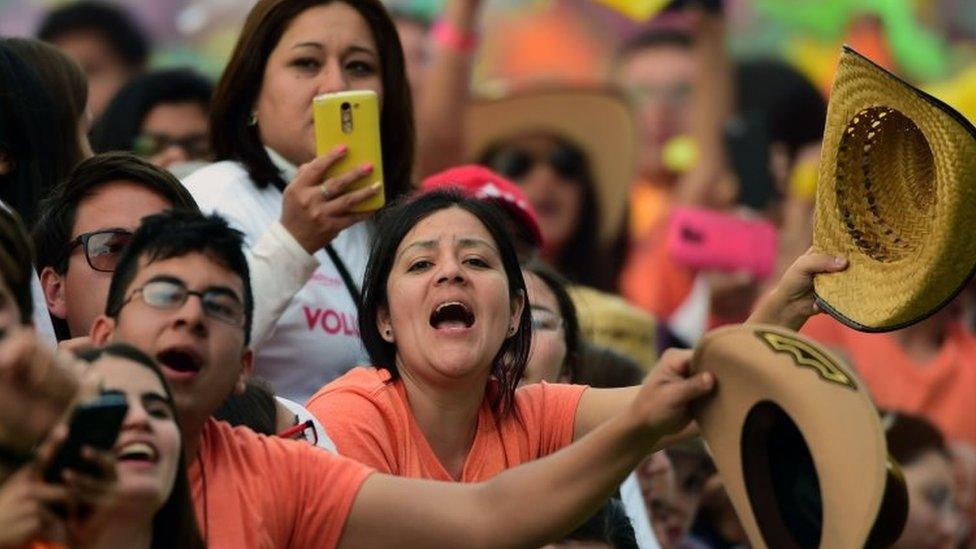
left=0, top=0, right=974, bottom=547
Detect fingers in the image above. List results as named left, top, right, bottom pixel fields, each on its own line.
left=329, top=181, right=383, bottom=212
left=31, top=482, right=72, bottom=505
left=79, top=446, right=117, bottom=483
left=57, top=336, right=94, bottom=355
left=0, top=328, right=37, bottom=382
left=657, top=348, right=694, bottom=377
left=291, top=145, right=349, bottom=188
left=670, top=372, right=715, bottom=404
left=319, top=164, right=375, bottom=201
left=790, top=251, right=846, bottom=279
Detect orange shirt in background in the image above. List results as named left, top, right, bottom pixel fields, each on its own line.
left=620, top=222, right=696, bottom=321
left=622, top=180, right=696, bottom=320
left=802, top=315, right=976, bottom=450
left=305, top=367, right=587, bottom=481
left=189, top=418, right=373, bottom=548
left=629, top=180, right=670, bottom=242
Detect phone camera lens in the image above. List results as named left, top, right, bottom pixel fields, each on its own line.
left=341, top=102, right=351, bottom=111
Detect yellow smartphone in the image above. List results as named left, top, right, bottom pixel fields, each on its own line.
left=313, top=90, right=385, bottom=212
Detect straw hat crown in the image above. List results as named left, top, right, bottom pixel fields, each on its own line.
left=814, top=46, right=976, bottom=331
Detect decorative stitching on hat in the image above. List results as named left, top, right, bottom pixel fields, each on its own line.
left=755, top=330, right=857, bottom=390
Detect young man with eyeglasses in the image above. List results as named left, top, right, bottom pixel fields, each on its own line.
left=32, top=152, right=198, bottom=343
left=86, top=208, right=714, bottom=547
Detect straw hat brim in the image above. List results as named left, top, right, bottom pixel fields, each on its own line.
left=465, top=87, right=636, bottom=244
left=813, top=46, right=976, bottom=331
left=691, top=325, right=907, bottom=548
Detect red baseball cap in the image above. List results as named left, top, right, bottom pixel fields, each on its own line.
left=420, top=165, right=544, bottom=248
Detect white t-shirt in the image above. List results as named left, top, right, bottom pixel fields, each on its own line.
left=182, top=157, right=371, bottom=402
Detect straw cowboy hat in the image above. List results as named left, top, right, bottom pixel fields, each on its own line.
left=813, top=46, right=976, bottom=331
left=465, top=86, right=636, bottom=245
left=691, top=324, right=908, bottom=549
left=568, top=285, right=657, bottom=371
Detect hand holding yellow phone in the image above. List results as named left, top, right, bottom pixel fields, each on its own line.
left=313, top=90, right=385, bottom=212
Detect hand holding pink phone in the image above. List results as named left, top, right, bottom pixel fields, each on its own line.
left=665, top=206, right=778, bottom=279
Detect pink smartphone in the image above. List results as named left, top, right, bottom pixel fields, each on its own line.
left=665, top=206, right=778, bottom=279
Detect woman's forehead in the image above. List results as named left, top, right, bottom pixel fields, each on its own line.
left=399, top=207, right=498, bottom=251
left=92, top=356, right=165, bottom=393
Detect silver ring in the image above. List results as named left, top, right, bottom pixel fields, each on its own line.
left=319, top=183, right=333, bottom=200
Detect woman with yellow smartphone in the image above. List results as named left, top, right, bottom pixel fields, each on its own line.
left=182, top=0, right=415, bottom=403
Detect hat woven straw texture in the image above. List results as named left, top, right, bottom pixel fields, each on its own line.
left=814, top=46, right=976, bottom=331
left=465, top=87, right=636, bottom=245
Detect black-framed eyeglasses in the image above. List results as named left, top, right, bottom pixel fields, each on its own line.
left=119, top=278, right=246, bottom=327
left=486, top=143, right=588, bottom=182
left=133, top=132, right=210, bottom=160
left=61, top=229, right=134, bottom=273
left=277, top=419, right=318, bottom=446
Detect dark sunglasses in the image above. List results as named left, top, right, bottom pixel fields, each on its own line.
left=486, top=143, right=587, bottom=182
left=133, top=133, right=210, bottom=160
left=61, top=229, right=134, bottom=272
left=120, top=278, right=246, bottom=327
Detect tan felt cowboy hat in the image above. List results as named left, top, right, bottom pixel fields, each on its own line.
left=813, top=46, right=976, bottom=331
left=691, top=324, right=908, bottom=549
left=465, top=86, right=636, bottom=245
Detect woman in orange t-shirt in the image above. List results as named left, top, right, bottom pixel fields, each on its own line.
left=306, top=191, right=839, bottom=482
left=0, top=344, right=202, bottom=548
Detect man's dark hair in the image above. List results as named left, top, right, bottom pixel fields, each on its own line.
left=37, top=1, right=150, bottom=70
left=883, top=410, right=950, bottom=465
left=735, top=59, right=827, bottom=161
left=564, top=498, right=639, bottom=548
left=614, top=28, right=693, bottom=67
left=573, top=342, right=645, bottom=388
left=104, top=210, right=254, bottom=345
left=213, top=377, right=278, bottom=435
left=33, top=152, right=199, bottom=275
left=90, top=68, right=213, bottom=154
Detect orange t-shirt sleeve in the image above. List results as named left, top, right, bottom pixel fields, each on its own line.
left=287, top=445, right=374, bottom=547
left=514, top=382, right=588, bottom=454
left=306, top=376, right=401, bottom=474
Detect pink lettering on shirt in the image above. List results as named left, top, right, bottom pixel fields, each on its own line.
left=303, top=306, right=360, bottom=337
left=304, top=306, right=323, bottom=329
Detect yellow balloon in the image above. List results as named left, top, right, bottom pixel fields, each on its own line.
left=662, top=135, right=698, bottom=174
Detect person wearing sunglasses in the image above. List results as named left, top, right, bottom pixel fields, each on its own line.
left=467, top=87, right=636, bottom=294
left=33, top=152, right=198, bottom=344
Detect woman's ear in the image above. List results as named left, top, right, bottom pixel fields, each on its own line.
left=377, top=305, right=395, bottom=343
left=509, top=290, right=526, bottom=337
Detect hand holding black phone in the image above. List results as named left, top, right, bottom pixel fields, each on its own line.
left=43, top=392, right=127, bottom=484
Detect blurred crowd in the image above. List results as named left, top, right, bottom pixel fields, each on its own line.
left=0, top=0, right=975, bottom=547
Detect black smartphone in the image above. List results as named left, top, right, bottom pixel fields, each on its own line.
left=725, top=111, right=778, bottom=211
left=43, top=392, right=128, bottom=483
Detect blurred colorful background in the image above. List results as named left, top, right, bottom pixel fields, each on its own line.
left=3, top=0, right=976, bottom=119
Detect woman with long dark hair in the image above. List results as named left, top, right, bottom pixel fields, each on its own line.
left=182, top=0, right=416, bottom=402
left=0, top=38, right=90, bottom=225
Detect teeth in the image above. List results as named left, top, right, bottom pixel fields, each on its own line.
left=437, top=301, right=467, bottom=313
left=118, top=442, right=157, bottom=461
